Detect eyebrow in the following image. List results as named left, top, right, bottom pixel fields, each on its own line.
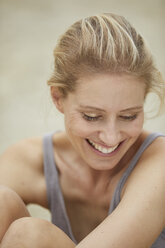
left=79, top=105, right=106, bottom=112
left=79, top=105, right=143, bottom=112
left=120, top=106, right=143, bottom=112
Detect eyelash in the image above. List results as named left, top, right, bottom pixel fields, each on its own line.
left=82, top=114, right=138, bottom=122
left=120, top=114, right=137, bottom=121
left=83, top=114, right=100, bottom=121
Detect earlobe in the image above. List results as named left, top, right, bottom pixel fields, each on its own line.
left=50, top=86, right=64, bottom=113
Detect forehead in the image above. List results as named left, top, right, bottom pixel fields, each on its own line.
left=73, top=73, right=146, bottom=107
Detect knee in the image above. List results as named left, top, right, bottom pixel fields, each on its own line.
left=1, top=217, right=76, bottom=248
left=0, top=185, right=30, bottom=241
left=0, top=185, right=22, bottom=206
left=0, top=185, right=14, bottom=199
left=10, top=217, right=51, bottom=234
left=0, top=185, right=29, bottom=217
left=1, top=217, right=53, bottom=246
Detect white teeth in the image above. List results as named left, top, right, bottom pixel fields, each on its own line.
left=88, top=140, right=118, bottom=154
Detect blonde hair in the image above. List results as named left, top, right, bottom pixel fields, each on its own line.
left=48, top=13, right=165, bottom=115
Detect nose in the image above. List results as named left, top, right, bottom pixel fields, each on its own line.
left=98, top=119, right=121, bottom=146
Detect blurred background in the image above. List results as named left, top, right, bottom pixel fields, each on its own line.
left=0, top=0, right=165, bottom=220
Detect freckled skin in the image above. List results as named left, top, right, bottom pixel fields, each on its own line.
left=59, top=73, right=145, bottom=171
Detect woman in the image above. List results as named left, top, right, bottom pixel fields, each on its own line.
left=0, top=13, right=165, bottom=248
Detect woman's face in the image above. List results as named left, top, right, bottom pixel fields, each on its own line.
left=58, top=73, right=145, bottom=170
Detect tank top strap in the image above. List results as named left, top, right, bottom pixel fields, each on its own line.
left=109, top=132, right=165, bottom=214
left=43, top=132, right=77, bottom=243
left=43, top=132, right=58, bottom=208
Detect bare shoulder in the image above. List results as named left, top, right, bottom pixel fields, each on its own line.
left=136, top=133, right=165, bottom=174
left=0, top=136, right=47, bottom=206
left=123, top=133, right=165, bottom=199
left=143, top=133, right=165, bottom=155
left=0, top=136, right=43, bottom=174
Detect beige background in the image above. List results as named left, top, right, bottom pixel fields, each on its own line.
left=0, top=0, right=165, bottom=220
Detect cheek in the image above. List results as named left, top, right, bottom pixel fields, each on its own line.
left=125, top=116, right=144, bottom=137
left=64, top=113, right=93, bottom=137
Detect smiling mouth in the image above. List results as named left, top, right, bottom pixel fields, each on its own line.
left=86, top=139, right=120, bottom=154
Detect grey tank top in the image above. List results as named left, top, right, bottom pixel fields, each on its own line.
left=43, top=132, right=165, bottom=247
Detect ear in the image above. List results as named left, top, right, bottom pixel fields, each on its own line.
left=50, top=86, right=64, bottom=113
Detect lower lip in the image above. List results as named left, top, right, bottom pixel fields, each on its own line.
left=86, top=139, right=125, bottom=157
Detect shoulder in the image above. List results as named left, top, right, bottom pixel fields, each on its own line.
left=136, top=132, right=165, bottom=173
left=142, top=131, right=165, bottom=154
left=123, top=131, right=165, bottom=185
left=1, top=136, right=43, bottom=170
left=0, top=136, right=47, bottom=205
left=124, top=131, right=165, bottom=191
left=122, top=132, right=165, bottom=220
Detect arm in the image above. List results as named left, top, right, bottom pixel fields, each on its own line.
left=0, top=137, right=48, bottom=240
left=76, top=138, right=165, bottom=248
left=0, top=137, right=47, bottom=206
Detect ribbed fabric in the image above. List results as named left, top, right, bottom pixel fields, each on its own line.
left=43, top=132, right=165, bottom=247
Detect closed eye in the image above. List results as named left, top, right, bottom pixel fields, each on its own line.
left=82, top=113, right=138, bottom=122
left=82, top=114, right=101, bottom=121
left=119, top=114, right=137, bottom=121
